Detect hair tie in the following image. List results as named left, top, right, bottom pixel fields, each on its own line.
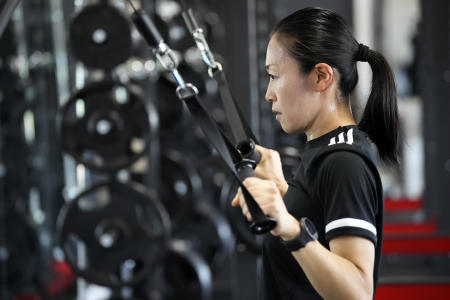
left=356, top=43, right=369, bottom=62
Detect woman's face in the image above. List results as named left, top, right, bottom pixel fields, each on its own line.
left=265, top=35, right=322, bottom=134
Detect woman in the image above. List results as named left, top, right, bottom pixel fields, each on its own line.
left=232, top=7, right=398, bottom=300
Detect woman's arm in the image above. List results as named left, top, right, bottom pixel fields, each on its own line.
left=292, top=235, right=374, bottom=300
left=233, top=177, right=375, bottom=300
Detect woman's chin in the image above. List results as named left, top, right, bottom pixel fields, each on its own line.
left=280, top=124, right=295, bottom=134
left=281, top=123, right=304, bottom=134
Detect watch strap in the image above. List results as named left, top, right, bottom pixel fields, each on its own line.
left=282, top=217, right=318, bottom=251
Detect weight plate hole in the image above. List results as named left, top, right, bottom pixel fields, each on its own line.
left=92, top=28, right=108, bottom=45
left=75, top=98, right=85, bottom=118
left=96, top=119, right=112, bottom=135
left=114, top=86, right=129, bottom=104
left=174, top=180, right=188, bottom=196
left=130, top=137, right=145, bottom=153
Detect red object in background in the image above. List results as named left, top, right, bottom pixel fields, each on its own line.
left=382, top=217, right=450, bottom=254
left=382, top=236, right=450, bottom=254
left=385, top=197, right=423, bottom=213
left=382, top=216, right=450, bottom=254
left=376, top=284, right=450, bottom=300
left=15, top=261, right=75, bottom=300
left=384, top=220, right=438, bottom=235
left=380, top=197, right=450, bottom=299
left=46, top=261, right=76, bottom=296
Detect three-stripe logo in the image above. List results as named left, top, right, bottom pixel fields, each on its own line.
left=328, top=128, right=354, bottom=146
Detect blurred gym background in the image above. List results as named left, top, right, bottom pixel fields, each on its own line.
left=0, top=0, right=449, bottom=299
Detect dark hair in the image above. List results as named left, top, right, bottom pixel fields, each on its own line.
left=272, top=7, right=399, bottom=164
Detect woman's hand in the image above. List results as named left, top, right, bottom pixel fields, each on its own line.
left=231, top=177, right=300, bottom=240
left=254, top=145, right=289, bottom=196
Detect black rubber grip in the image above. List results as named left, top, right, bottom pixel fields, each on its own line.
left=235, top=160, right=256, bottom=181
left=236, top=140, right=261, bottom=165
left=235, top=160, right=277, bottom=234
left=247, top=147, right=261, bottom=165
left=250, top=218, right=277, bottom=234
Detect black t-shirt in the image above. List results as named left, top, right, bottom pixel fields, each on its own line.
left=262, top=125, right=383, bottom=300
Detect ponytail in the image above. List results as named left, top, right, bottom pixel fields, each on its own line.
left=358, top=50, right=399, bottom=165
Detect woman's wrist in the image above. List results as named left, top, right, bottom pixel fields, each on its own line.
left=279, top=215, right=301, bottom=241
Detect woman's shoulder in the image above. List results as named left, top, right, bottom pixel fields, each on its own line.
left=318, top=150, right=371, bottom=177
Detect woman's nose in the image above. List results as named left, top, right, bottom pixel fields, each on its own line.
left=265, top=86, right=275, bottom=102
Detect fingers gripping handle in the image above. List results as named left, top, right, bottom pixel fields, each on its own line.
left=235, top=160, right=277, bottom=234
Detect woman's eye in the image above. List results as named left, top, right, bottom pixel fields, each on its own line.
left=268, top=74, right=275, bottom=81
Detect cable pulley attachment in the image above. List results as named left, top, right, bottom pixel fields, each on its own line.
left=181, top=7, right=218, bottom=70
left=127, top=3, right=276, bottom=234
left=130, top=8, right=185, bottom=89
left=179, top=1, right=259, bottom=149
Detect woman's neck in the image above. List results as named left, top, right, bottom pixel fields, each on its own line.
left=305, top=103, right=356, bottom=141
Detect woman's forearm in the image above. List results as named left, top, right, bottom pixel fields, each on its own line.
left=291, top=240, right=374, bottom=300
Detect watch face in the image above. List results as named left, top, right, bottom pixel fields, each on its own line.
left=303, top=218, right=318, bottom=240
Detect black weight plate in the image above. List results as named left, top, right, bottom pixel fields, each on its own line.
left=57, top=181, right=170, bottom=287
left=174, top=201, right=234, bottom=272
left=194, top=155, right=227, bottom=205
left=161, top=129, right=214, bottom=164
left=160, top=148, right=202, bottom=228
left=69, top=2, right=132, bottom=70
left=163, top=240, right=212, bottom=300
left=60, top=81, right=154, bottom=172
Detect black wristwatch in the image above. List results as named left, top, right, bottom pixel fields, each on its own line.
left=282, top=217, right=318, bottom=251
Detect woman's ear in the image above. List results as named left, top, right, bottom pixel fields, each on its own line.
left=310, top=63, right=334, bottom=92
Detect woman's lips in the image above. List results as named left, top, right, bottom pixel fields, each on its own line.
left=273, top=111, right=281, bottom=120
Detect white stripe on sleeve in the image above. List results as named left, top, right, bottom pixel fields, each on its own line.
left=325, top=218, right=377, bottom=236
